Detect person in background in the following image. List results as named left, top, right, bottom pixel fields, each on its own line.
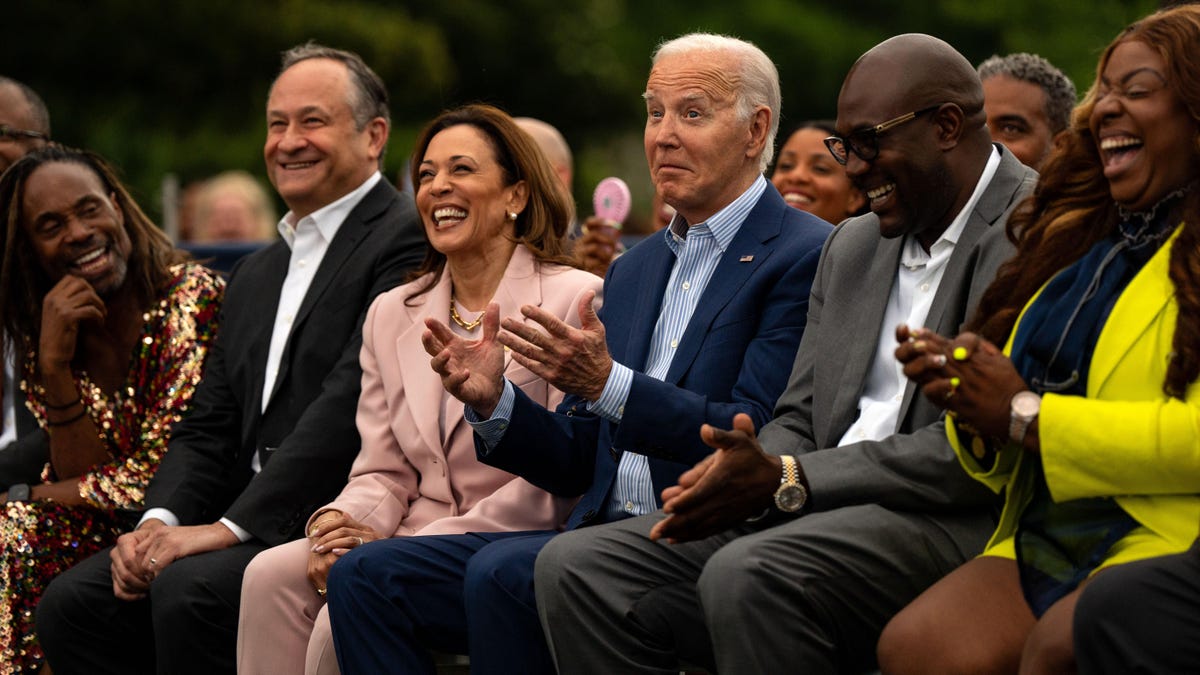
left=882, top=6, right=1200, bottom=673
left=236, top=103, right=602, bottom=675
left=326, top=32, right=830, bottom=675
left=978, top=52, right=1076, bottom=170
left=190, top=170, right=277, bottom=243
left=771, top=120, right=866, bottom=224
left=0, top=146, right=222, bottom=671
left=36, top=42, right=425, bottom=675
left=0, top=76, right=52, bottom=490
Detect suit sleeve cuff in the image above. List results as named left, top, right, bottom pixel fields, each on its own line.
left=139, top=507, right=180, bottom=529
left=587, top=362, right=633, bottom=423
left=466, top=379, right=516, bottom=454
left=218, top=517, right=253, bottom=543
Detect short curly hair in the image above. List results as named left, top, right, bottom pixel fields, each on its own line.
left=978, top=53, right=1077, bottom=134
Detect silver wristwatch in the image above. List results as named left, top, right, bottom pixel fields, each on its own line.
left=1008, top=391, right=1041, bottom=444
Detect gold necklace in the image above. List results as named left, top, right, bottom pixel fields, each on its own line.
left=449, top=295, right=483, bottom=331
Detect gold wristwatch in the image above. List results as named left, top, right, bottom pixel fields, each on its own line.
left=773, top=455, right=808, bottom=513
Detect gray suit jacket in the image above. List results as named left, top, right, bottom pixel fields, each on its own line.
left=758, top=145, right=1037, bottom=514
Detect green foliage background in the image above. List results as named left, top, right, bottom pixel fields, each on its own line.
left=3, top=0, right=1158, bottom=224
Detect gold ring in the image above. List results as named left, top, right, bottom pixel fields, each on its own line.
left=149, top=557, right=158, bottom=567
left=354, top=536, right=364, bottom=547
left=316, top=587, right=327, bottom=597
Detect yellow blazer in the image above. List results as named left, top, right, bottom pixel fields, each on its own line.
left=950, top=226, right=1200, bottom=565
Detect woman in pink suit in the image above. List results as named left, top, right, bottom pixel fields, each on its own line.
left=236, top=104, right=603, bottom=674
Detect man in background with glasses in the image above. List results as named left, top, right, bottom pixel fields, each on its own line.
left=0, top=76, right=51, bottom=492
left=536, top=33, right=1037, bottom=674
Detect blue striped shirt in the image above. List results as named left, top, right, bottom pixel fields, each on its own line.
left=469, top=175, right=768, bottom=523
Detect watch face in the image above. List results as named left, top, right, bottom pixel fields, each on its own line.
left=1012, top=391, right=1041, bottom=418
left=774, top=485, right=807, bottom=513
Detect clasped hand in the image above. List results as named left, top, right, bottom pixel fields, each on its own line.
left=307, top=510, right=379, bottom=594
left=649, top=413, right=781, bottom=544
left=109, top=520, right=239, bottom=601
left=893, top=325, right=1029, bottom=441
left=424, top=290, right=611, bottom=412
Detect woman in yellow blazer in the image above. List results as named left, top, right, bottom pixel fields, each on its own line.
left=878, top=6, right=1200, bottom=675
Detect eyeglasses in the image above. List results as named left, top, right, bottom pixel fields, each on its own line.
left=0, top=125, right=48, bottom=143
left=824, top=104, right=943, bottom=165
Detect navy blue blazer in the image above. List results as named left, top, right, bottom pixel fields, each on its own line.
left=479, top=186, right=831, bottom=529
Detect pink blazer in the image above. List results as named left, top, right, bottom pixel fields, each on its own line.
left=309, top=245, right=603, bottom=537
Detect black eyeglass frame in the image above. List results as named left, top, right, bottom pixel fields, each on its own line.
left=0, top=125, right=48, bottom=142
left=824, top=104, right=944, bottom=165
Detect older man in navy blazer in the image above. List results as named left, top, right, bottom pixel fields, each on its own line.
left=325, top=32, right=831, bottom=675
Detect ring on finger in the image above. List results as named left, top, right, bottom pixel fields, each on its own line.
left=149, top=557, right=158, bottom=567
left=932, top=353, right=948, bottom=367
left=316, top=587, right=327, bottom=597
left=354, top=536, right=364, bottom=547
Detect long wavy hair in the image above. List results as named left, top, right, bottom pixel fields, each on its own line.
left=0, top=146, right=186, bottom=352
left=403, top=103, right=577, bottom=302
left=970, top=4, right=1200, bottom=399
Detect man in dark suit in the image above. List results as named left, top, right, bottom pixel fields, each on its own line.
left=0, top=76, right=51, bottom=488
left=535, top=34, right=1039, bottom=674
left=36, top=44, right=425, bottom=675
left=324, top=33, right=831, bottom=675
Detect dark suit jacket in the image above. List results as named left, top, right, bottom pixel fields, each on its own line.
left=480, top=185, right=832, bottom=529
left=0, top=380, right=46, bottom=486
left=144, top=179, right=425, bottom=546
left=757, top=145, right=1038, bottom=514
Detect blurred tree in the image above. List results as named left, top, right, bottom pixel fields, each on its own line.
left=2, top=0, right=1156, bottom=225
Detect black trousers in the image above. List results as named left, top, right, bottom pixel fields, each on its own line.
left=37, top=541, right=267, bottom=675
left=1074, top=538, right=1200, bottom=675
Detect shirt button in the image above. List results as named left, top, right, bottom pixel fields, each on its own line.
left=857, top=429, right=867, bottom=439
left=624, top=501, right=635, bottom=513
left=297, top=259, right=308, bottom=268
left=284, top=314, right=294, bottom=324
left=499, top=423, right=508, bottom=431
left=682, top=281, right=691, bottom=290
left=670, top=339, right=678, bottom=349
left=894, top=394, right=902, bottom=402
left=920, top=283, right=930, bottom=292
left=617, top=405, right=624, bottom=416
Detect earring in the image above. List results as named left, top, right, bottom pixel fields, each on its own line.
left=508, top=211, right=518, bottom=221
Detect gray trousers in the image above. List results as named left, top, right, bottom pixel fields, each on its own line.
left=535, top=504, right=990, bottom=675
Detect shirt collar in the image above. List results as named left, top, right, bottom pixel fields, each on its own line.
left=277, top=172, right=382, bottom=249
left=901, top=146, right=1000, bottom=268
left=663, top=174, right=768, bottom=253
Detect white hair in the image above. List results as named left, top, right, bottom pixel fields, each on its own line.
left=652, top=33, right=781, bottom=172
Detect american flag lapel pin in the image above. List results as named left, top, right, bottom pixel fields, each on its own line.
left=739, top=255, right=754, bottom=262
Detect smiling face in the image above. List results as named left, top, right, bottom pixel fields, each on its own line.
left=836, top=68, right=957, bottom=243
left=982, top=74, right=1056, bottom=170
left=1090, top=40, right=1200, bottom=212
left=771, top=127, right=864, bottom=224
left=264, top=58, right=386, bottom=218
left=21, top=161, right=132, bottom=296
left=643, top=49, right=767, bottom=225
left=416, top=124, right=526, bottom=261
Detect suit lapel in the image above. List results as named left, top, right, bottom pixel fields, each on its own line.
left=398, top=274, right=453, bottom=456
left=826, top=229, right=900, bottom=444
left=622, top=240, right=674, bottom=370
left=267, top=181, right=392, bottom=404
left=1090, top=227, right=1179, bottom=395
left=664, top=189, right=783, bottom=384
left=245, top=243, right=291, bottom=416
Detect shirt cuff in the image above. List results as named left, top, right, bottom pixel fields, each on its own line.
left=218, top=517, right=253, bottom=543
left=587, top=362, right=633, bottom=423
left=139, top=507, right=179, bottom=529
left=466, top=379, right=516, bottom=454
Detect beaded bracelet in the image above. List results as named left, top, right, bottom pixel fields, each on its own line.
left=46, top=408, right=88, bottom=427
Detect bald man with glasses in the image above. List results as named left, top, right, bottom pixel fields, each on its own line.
left=536, top=33, right=1039, bottom=674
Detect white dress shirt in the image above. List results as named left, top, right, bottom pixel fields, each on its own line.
left=837, top=147, right=1000, bottom=446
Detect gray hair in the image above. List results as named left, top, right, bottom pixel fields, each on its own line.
left=0, top=76, right=50, bottom=137
left=652, top=33, right=781, bottom=172
left=978, top=53, right=1077, bottom=134
left=277, top=42, right=390, bottom=132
